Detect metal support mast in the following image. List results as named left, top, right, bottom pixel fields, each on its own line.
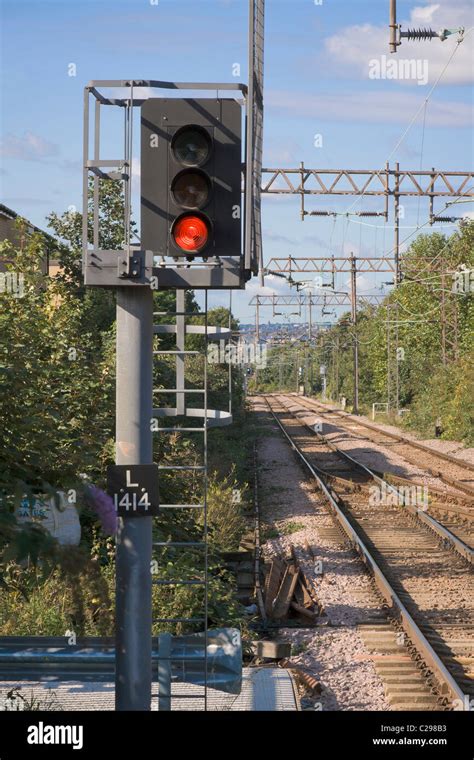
left=115, top=288, right=154, bottom=711
left=308, top=296, right=313, bottom=342
left=350, top=255, right=359, bottom=414
left=393, top=161, right=401, bottom=284
left=389, top=0, right=398, bottom=52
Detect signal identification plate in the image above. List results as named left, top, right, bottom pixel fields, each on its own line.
left=107, top=464, right=159, bottom=517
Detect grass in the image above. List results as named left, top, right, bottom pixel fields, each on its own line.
left=260, top=523, right=280, bottom=541
left=1, top=687, right=62, bottom=711
left=291, top=641, right=309, bottom=656
left=280, top=521, right=306, bottom=536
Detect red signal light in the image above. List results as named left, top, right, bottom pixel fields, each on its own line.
left=172, top=214, right=210, bottom=252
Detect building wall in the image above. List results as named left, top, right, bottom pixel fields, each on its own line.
left=0, top=205, right=58, bottom=276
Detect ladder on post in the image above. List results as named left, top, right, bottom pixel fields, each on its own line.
left=151, top=290, right=233, bottom=710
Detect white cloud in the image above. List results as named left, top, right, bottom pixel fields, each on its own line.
left=0, top=131, right=60, bottom=160
left=246, top=273, right=296, bottom=299
left=410, top=3, right=440, bottom=25
left=323, top=1, right=473, bottom=87
left=263, top=136, right=302, bottom=165
left=412, top=0, right=472, bottom=27
left=262, top=229, right=300, bottom=246
left=266, top=89, right=473, bottom=128
left=339, top=241, right=356, bottom=257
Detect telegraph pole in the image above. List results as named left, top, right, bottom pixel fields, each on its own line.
left=255, top=301, right=260, bottom=388
left=394, top=314, right=400, bottom=413
left=115, top=287, right=153, bottom=711
left=387, top=303, right=391, bottom=411
left=255, top=300, right=260, bottom=345
left=389, top=0, right=398, bottom=53
left=394, top=161, right=401, bottom=285
left=350, top=254, right=359, bottom=414
left=308, top=296, right=312, bottom=342
left=332, top=335, right=340, bottom=401
left=392, top=162, right=401, bottom=412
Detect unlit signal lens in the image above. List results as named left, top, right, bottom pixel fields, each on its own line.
left=171, top=126, right=212, bottom=167
left=171, top=170, right=211, bottom=209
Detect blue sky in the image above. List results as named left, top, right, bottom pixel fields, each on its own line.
left=1, top=0, right=473, bottom=322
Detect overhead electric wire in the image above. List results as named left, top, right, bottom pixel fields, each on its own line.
left=417, top=100, right=428, bottom=227
left=341, top=33, right=468, bottom=218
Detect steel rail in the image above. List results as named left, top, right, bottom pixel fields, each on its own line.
left=276, top=394, right=473, bottom=564
left=262, top=394, right=468, bottom=710
left=253, top=443, right=266, bottom=622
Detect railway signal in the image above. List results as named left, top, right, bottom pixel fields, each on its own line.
left=141, top=98, right=242, bottom=261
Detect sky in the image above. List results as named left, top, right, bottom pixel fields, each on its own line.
left=1, top=0, right=473, bottom=324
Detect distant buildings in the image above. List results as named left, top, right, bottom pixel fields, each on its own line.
left=0, top=203, right=59, bottom=275
left=239, top=321, right=332, bottom=344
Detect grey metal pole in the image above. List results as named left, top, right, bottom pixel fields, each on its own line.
left=394, top=162, right=400, bottom=284
left=387, top=303, right=391, bottom=411
left=395, top=301, right=400, bottom=412
left=308, top=297, right=312, bottom=342
left=158, top=632, right=172, bottom=712
left=393, top=163, right=401, bottom=410
left=115, top=287, right=153, bottom=711
left=350, top=255, right=359, bottom=414
left=389, top=0, right=398, bottom=53
left=255, top=301, right=260, bottom=388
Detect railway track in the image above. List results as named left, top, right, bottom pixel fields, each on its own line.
left=295, top=395, right=474, bottom=499
left=280, top=394, right=474, bottom=552
left=261, top=393, right=473, bottom=711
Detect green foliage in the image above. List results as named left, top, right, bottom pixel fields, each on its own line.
left=0, top=268, right=115, bottom=489
left=406, top=355, right=474, bottom=444
left=0, top=552, right=113, bottom=636
left=151, top=557, right=242, bottom=636
left=205, top=470, right=246, bottom=552
left=280, top=521, right=306, bottom=535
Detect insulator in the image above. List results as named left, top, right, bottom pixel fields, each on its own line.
left=403, top=27, right=438, bottom=41
left=432, top=216, right=459, bottom=223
